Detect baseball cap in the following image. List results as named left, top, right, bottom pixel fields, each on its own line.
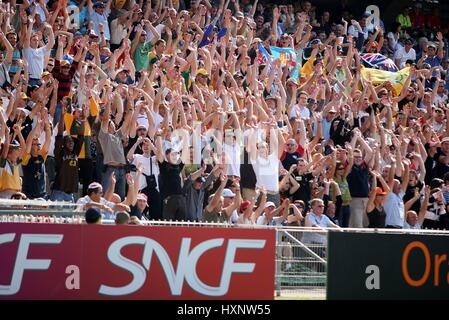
left=428, top=42, right=437, bottom=49
left=264, top=201, right=276, bottom=209
left=9, top=140, right=21, bottom=148
left=137, top=193, right=148, bottom=201
left=197, top=68, right=209, bottom=77
left=17, top=108, right=31, bottom=117
left=441, top=137, right=449, bottom=143
left=85, top=208, right=102, bottom=224
left=41, top=71, right=51, bottom=77
left=88, top=182, right=102, bottom=189
left=93, top=1, right=106, bottom=8
left=60, top=60, right=71, bottom=67
left=375, top=187, right=387, bottom=196
left=20, top=92, right=29, bottom=100
left=240, top=200, right=251, bottom=212
left=222, top=189, right=236, bottom=198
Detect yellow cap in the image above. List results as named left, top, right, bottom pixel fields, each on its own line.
left=197, top=68, right=209, bottom=77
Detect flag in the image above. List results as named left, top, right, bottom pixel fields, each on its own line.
left=360, top=66, right=410, bottom=96
left=258, top=43, right=272, bottom=64
left=360, top=53, right=399, bottom=72
left=258, top=44, right=300, bottom=79
left=301, top=54, right=315, bottom=79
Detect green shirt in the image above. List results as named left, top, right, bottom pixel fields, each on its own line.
left=133, top=42, right=153, bottom=72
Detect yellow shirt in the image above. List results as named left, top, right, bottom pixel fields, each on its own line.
left=0, top=157, right=21, bottom=192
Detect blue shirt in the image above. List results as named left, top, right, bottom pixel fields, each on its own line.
left=302, top=212, right=334, bottom=244
left=384, top=191, right=405, bottom=227
left=88, top=9, right=110, bottom=40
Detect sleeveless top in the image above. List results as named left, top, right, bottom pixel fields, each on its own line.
left=367, top=206, right=386, bottom=228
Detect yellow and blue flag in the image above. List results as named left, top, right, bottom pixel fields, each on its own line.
left=360, top=66, right=410, bottom=96
left=258, top=44, right=300, bottom=79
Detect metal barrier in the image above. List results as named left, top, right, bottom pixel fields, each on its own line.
left=274, top=228, right=327, bottom=300
left=2, top=204, right=449, bottom=300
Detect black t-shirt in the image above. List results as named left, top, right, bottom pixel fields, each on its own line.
left=281, top=152, right=301, bottom=171
left=127, top=136, right=144, bottom=156
left=347, top=163, right=370, bottom=198
left=424, top=143, right=435, bottom=184
left=292, top=172, right=314, bottom=204
left=130, top=205, right=146, bottom=220
left=431, top=147, right=449, bottom=180
left=398, top=96, right=422, bottom=111
left=158, top=160, right=184, bottom=198
left=7, top=114, right=33, bottom=141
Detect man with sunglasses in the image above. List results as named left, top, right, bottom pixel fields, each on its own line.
left=303, top=198, right=339, bottom=254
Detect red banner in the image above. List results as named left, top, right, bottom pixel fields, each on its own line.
left=0, top=223, right=275, bottom=300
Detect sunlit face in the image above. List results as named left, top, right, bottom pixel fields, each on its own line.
left=298, top=94, right=308, bottom=105
left=155, top=41, right=166, bottom=55
left=353, top=151, right=363, bottom=165
left=30, top=35, right=39, bottom=48
left=312, top=200, right=325, bottom=213
left=407, top=211, right=418, bottom=225
left=257, top=142, right=268, bottom=157
left=31, top=138, right=41, bottom=154
left=286, top=139, right=297, bottom=153
left=168, top=151, right=180, bottom=164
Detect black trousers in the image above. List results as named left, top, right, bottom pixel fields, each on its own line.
left=162, top=194, right=187, bottom=221
left=142, top=187, right=162, bottom=220
left=78, top=158, right=93, bottom=196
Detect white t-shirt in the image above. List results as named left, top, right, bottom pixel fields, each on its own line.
left=288, top=104, right=310, bottom=119
left=23, top=46, right=47, bottom=79
left=110, top=18, right=128, bottom=45
left=136, top=112, right=150, bottom=130
left=256, top=214, right=284, bottom=226
left=394, top=47, right=416, bottom=69
left=151, top=110, right=164, bottom=131
left=252, top=153, right=279, bottom=192
left=223, top=141, right=241, bottom=177
left=131, top=154, right=160, bottom=191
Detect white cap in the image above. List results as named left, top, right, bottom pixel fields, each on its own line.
left=88, top=182, right=102, bottom=189
left=222, top=189, right=236, bottom=198
left=265, top=201, right=276, bottom=209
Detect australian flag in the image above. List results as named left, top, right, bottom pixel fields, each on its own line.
left=360, top=53, right=398, bottom=72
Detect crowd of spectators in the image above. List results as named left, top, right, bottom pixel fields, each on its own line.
left=0, top=0, right=448, bottom=232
